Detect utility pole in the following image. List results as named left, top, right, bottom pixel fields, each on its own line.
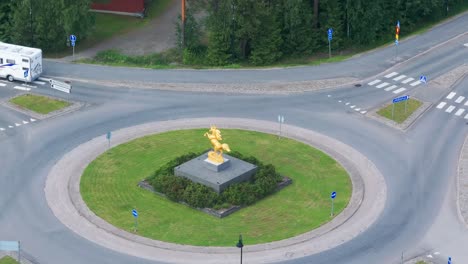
left=181, top=0, right=186, bottom=48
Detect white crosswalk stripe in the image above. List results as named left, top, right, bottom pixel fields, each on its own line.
left=437, top=102, right=447, bottom=109
left=384, top=85, right=398, bottom=91
left=393, top=88, right=406, bottom=94
left=350, top=105, right=356, bottom=109
left=455, top=109, right=465, bottom=116
left=360, top=110, right=367, bottom=114
left=393, top=75, right=406, bottom=81
left=445, top=105, right=456, bottom=113
left=465, top=113, right=468, bottom=119
left=464, top=101, right=468, bottom=106
left=368, top=80, right=381, bottom=86
left=8, top=125, right=13, bottom=128
left=14, top=86, right=31, bottom=91
left=345, top=102, right=350, bottom=105
left=0, top=128, right=4, bottom=131
left=22, top=120, right=29, bottom=124
left=30, top=118, right=36, bottom=122
left=464, top=43, right=468, bottom=47
left=455, top=96, right=465, bottom=103
left=402, top=78, right=415, bottom=84
left=32, top=80, right=46, bottom=85
left=447, top=92, right=456, bottom=99
left=355, top=108, right=361, bottom=111
left=15, top=123, right=21, bottom=127
left=0, top=83, right=6, bottom=87
left=410, top=81, right=421, bottom=86
left=385, top=72, right=399, bottom=78
left=376, top=82, right=390, bottom=88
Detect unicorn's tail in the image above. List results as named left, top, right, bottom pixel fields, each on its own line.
left=222, top=143, right=231, bottom=152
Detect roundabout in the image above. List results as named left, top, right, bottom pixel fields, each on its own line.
left=45, top=118, right=386, bottom=263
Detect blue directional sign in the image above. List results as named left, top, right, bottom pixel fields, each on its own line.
left=448, top=256, right=452, bottom=264
left=132, top=209, right=138, bottom=218
left=71, top=41, right=75, bottom=47
left=393, top=95, right=409, bottom=104
left=419, top=75, right=427, bottom=84
left=106, top=131, right=111, bottom=140
left=24, top=70, right=28, bottom=78
left=328, top=28, right=333, bottom=41
left=70, top=35, right=77, bottom=42
left=331, top=191, right=337, bottom=199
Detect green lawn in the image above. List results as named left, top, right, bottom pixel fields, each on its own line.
left=377, top=98, right=422, bottom=124
left=0, top=256, right=19, bottom=264
left=10, top=94, right=70, bottom=115
left=80, top=129, right=352, bottom=246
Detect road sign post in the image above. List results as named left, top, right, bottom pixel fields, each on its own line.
left=330, top=191, right=337, bottom=216
left=277, top=115, right=285, bottom=138
left=392, top=95, right=410, bottom=120
left=419, top=75, right=427, bottom=84
left=106, top=131, right=112, bottom=148
left=328, top=28, right=333, bottom=59
left=448, top=256, right=452, bottom=264
left=132, top=209, right=138, bottom=232
left=70, top=35, right=77, bottom=59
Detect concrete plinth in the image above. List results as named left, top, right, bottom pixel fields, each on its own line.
left=174, top=152, right=257, bottom=194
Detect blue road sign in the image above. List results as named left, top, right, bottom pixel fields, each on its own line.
left=448, top=256, right=451, bottom=264
left=328, top=28, right=333, bottom=41
left=393, top=95, right=409, bottom=103
left=24, top=70, right=28, bottom=78
left=70, top=35, right=76, bottom=41
left=106, top=131, right=111, bottom=140
left=419, top=75, right=427, bottom=84
left=395, top=39, right=399, bottom=45
left=331, top=191, right=337, bottom=199
left=132, top=209, right=138, bottom=218
left=71, top=41, right=75, bottom=47
left=0, top=241, right=19, bottom=251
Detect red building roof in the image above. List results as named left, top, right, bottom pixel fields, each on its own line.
left=91, top=0, right=145, bottom=15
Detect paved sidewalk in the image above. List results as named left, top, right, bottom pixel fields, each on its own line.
left=44, top=118, right=387, bottom=264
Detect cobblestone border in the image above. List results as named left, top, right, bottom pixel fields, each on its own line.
left=44, top=118, right=386, bottom=264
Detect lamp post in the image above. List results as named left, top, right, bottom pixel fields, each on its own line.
left=236, top=234, right=244, bottom=264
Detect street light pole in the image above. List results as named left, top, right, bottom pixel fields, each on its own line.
left=236, top=234, right=244, bottom=264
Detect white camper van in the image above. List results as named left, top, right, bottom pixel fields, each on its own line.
left=0, top=42, right=42, bottom=83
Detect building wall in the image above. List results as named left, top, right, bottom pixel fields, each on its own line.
left=91, top=0, right=145, bottom=14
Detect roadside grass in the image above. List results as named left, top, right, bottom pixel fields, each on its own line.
left=80, top=129, right=352, bottom=246
left=0, top=256, right=19, bottom=264
left=10, top=94, right=70, bottom=115
left=416, top=261, right=427, bottom=264
left=377, top=98, right=422, bottom=124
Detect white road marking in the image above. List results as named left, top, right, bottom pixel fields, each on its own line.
left=345, top=102, right=350, bottom=105
left=376, top=82, right=390, bottom=88
left=355, top=108, right=361, bottom=111
left=437, top=102, right=447, bottom=109
left=30, top=118, right=36, bottom=122
left=464, top=43, right=468, bottom=47
left=427, top=255, right=433, bottom=258
left=465, top=114, right=468, bottom=119
left=327, top=94, right=331, bottom=97
left=8, top=125, right=13, bottom=128
left=385, top=72, right=399, bottom=78
left=15, top=123, right=21, bottom=127
left=455, top=96, right=465, bottom=103
left=410, top=80, right=421, bottom=86
left=384, top=85, right=398, bottom=91
left=445, top=105, right=456, bottom=113
left=393, top=88, right=407, bottom=94
left=14, top=86, right=31, bottom=91
left=22, top=120, right=29, bottom=124
left=401, top=77, right=415, bottom=84
left=393, top=75, right=407, bottom=81
left=338, top=100, right=342, bottom=103
left=360, top=110, right=367, bottom=114
left=464, top=101, right=468, bottom=106
left=0, top=128, right=4, bottom=131
left=455, top=109, right=465, bottom=116
left=0, top=83, right=6, bottom=87
left=350, top=105, right=355, bottom=108
left=434, top=252, right=440, bottom=255
left=32, top=80, right=46, bottom=85
left=368, top=80, right=381, bottom=86
left=447, top=92, right=456, bottom=99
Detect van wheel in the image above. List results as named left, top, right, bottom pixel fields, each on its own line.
left=7, top=75, right=14, bottom=82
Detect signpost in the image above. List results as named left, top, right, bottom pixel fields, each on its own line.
left=419, top=75, right=427, bottom=84
left=392, top=95, right=409, bottom=120
left=328, top=28, right=333, bottom=58
left=277, top=115, right=285, bottom=138
left=106, top=131, right=112, bottom=149
left=330, top=191, right=337, bottom=216
left=132, top=209, right=138, bottom=232
left=395, top=21, right=400, bottom=59
left=448, top=256, right=452, bottom=264
left=70, top=35, right=77, bottom=59
left=50, top=79, right=72, bottom=94
left=236, top=234, right=244, bottom=264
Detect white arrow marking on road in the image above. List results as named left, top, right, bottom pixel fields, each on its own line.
left=446, top=92, right=456, bottom=100
left=437, top=102, right=447, bottom=109
left=455, top=96, right=465, bottom=103
left=393, top=88, right=407, bottom=94
left=22, top=120, right=29, bottom=124
left=410, top=80, right=421, bottom=86
left=385, top=72, right=399, bottom=78
left=15, top=123, right=21, bottom=127
left=376, top=82, right=390, bottom=88
left=385, top=85, right=398, bottom=91
left=30, top=118, right=36, bottom=122
left=14, top=86, right=31, bottom=91
left=455, top=109, right=465, bottom=116
left=393, top=75, right=407, bottom=81
left=445, top=105, right=456, bottom=113
left=368, top=80, right=381, bottom=86
left=402, top=77, right=415, bottom=84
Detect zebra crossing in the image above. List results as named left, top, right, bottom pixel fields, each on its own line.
left=436, top=92, right=468, bottom=120
left=367, top=72, right=423, bottom=95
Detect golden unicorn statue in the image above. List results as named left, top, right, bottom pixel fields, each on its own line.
left=204, top=125, right=231, bottom=163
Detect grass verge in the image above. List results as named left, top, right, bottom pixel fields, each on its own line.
left=10, top=94, right=70, bottom=115
left=80, top=129, right=352, bottom=246
left=377, top=98, right=422, bottom=124
left=0, top=256, right=19, bottom=264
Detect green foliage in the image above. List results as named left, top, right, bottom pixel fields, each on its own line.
left=93, top=49, right=172, bottom=66
left=148, top=151, right=284, bottom=209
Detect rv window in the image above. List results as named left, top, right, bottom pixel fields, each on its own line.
left=6, top=59, right=15, bottom=64
left=0, top=58, right=3, bottom=64
left=22, top=59, right=29, bottom=63
left=22, top=67, right=29, bottom=71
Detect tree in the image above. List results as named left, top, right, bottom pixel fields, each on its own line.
left=206, top=0, right=234, bottom=65
left=0, top=0, right=14, bottom=43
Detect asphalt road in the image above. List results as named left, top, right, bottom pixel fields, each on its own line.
left=0, top=11, right=468, bottom=264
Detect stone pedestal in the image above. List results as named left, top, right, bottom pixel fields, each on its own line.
left=174, top=152, right=257, bottom=194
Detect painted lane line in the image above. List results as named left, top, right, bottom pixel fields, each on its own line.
left=447, top=92, right=456, bottom=99
left=368, top=80, right=381, bottom=86
left=393, top=75, right=407, bottom=81
left=355, top=108, right=361, bottom=111
left=455, top=96, right=465, bottom=103
left=0, top=83, right=6, bottom=87
left=8, top=125, right=13, bottom=128
left=445, top=105, right=456, bottom=113
left=32, top=80, right=46, bottom=85
left=14, top=123, right=21, bottom=127
left=350, top=105, right=356, bottom=109
left=338, top=100, right=342, bottom=103
left=345, top=102, right=350, bottom=105
left=385, top=72, right=399, bottom=78
left=376, top=82, right=390, bottom=88
left=410, top=80, right=421, bottom=86
left=465, top=113, right=468, bottom=119
left=401, top=77, right=415, bottom=84
left=30, top=118, right=36, bottom=122
left=0, top=128, right=4, bottom=131
left=393, top=88, right=407, bottom=94
left=14, top=86, right=31, bottom=91
left=22, top=120, right=29, bottom=124
left=455, top=109, right=465, bottom=116
left=436, top=102, right=447, bottom=109
left=384, top=85, right=398, bottom=91
left=360, top=110, right=367, bottom=114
